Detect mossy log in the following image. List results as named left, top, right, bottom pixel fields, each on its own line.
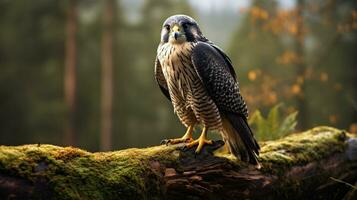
left=0, top=126, right=356, bottom=200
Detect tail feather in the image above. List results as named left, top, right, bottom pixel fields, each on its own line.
left=221, top=113, right=260, bottom=165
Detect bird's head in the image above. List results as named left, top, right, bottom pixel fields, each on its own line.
left=160, top=14, right=205, bottom=44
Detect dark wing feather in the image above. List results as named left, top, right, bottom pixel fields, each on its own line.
left=191, top=42, right=247, bottom=117
left=154, top=57, right=171, bottom=101
left=191, top=42, right=260, bottom=164
left=202, top=40, right=237, bottom=81
left=211, top=44, right=237, bottom=81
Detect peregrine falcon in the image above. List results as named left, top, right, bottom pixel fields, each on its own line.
left=155, top=15, right=260, bottom=165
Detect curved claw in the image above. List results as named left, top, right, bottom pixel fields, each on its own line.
left=160, top=139, right=171, bottom=146
left=181, top=144, right=192, bottom=151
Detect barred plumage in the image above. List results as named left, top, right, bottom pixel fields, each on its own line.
left=155, top=14, right=260, bottom=165
left=157, top=42, right=222, bottom=130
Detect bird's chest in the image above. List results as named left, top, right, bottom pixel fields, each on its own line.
left=158, top=43, right=197, bottom=101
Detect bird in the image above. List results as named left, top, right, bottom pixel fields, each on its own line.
left=155, top=14, right=260, bottom=165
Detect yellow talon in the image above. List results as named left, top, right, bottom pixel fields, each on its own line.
left=162, top=125, right=194, bottom=145
left=185, top=127, right=212, bottom=153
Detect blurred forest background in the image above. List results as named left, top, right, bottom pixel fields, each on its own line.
left=0, top=0, right=356, bottom=151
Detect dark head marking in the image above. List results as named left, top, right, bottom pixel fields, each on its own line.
left=160, top=14, right=206, bottom=43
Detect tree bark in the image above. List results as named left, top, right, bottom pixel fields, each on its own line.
left=0, top=127, right=356, bottom=200
left=64, top=0, right=78, bottom=146
left=100, top=0, right=115, bottom=151
left=295, top=0, right=308, bottom=130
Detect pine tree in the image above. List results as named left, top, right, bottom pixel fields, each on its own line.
left=64, top=0, right=78, bottom=146
left=100, top=0, right=115, bottom=151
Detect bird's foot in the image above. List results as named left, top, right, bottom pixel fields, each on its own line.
left=161, top=136, right=194, bottom=145
left=161, top=125, right=195, bottom=145
left=183, top=134, right=212, bottom=154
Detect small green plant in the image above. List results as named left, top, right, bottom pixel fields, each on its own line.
left=248, top=104, right=298, bottom=141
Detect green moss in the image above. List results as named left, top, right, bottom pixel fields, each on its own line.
left=259, top=126, right=347, bottom=173
left=0, top=144, right=180, bottom=199
left=0, top=126, right=351, bottom=199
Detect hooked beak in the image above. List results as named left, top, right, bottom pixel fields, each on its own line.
left=170, top=24, right=184, bottom=42
left=174, top=32, right=179, bottom=40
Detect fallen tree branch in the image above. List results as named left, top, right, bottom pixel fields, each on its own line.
left=0, top=126, right=356, bottom=200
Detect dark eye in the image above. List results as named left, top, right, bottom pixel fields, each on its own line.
left=164, top=24, right=170, bottom=30
left=182, top=23, right=188, bottom=29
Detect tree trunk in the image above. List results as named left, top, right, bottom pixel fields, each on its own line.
left=64, top=0, right=78, bottom=146
left=0, top=127, right=356, bottom=200
left=100, top=0, right=115, bottom=151
left=295, top=0, right=308, bottom=130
